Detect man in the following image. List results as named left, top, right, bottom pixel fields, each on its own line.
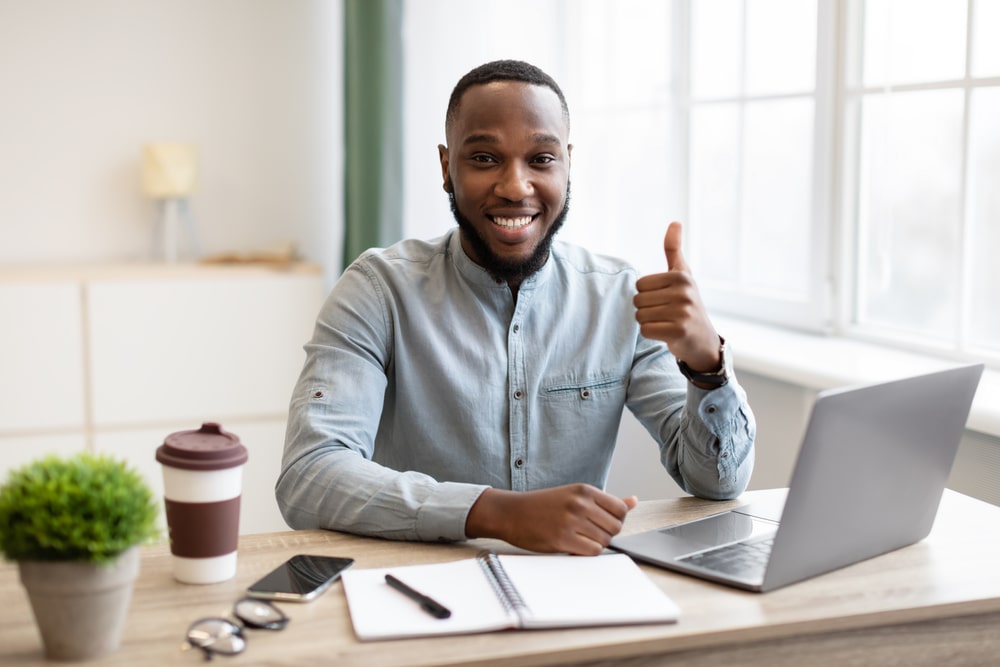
left=276, top=60, right=755, bottom=556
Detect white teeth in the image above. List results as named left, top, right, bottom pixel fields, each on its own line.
left=493, top=216, right=533, bottom=230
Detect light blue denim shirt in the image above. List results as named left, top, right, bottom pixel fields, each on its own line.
left=276, top=229, right=755, bottom=542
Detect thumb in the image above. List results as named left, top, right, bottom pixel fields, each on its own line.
left=664, top=221, right=688, bottom=272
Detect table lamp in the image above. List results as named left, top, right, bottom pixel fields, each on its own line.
left=141, top=142, right=201, bottom=262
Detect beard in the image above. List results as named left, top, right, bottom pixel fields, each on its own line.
left=448, top=183, right=571, bottom=285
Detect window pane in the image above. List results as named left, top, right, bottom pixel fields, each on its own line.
left=745, top=0, right=817, bottom=96
left=967, top=87, right=1000, bottom=351
left=689, top=104, right=741, bottom=283
left=691, top=0, right=743, bottom=99
left=972, top=0, right=1000, bottom=77
left=741, top=98, right=814, bottom=296
left=857, top=90, right=964, bottom=338
left=863, top=0, right=967, bottom=86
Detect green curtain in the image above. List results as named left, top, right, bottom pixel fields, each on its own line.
left=343, top=0, right=404, bottom=268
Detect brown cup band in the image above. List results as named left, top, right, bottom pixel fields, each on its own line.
left=164, top=497, right=241, bottom=558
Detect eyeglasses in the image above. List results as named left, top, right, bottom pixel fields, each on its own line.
left=184, top=597, right=289, bottom=660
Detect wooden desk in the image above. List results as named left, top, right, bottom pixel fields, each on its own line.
left=2, top=489, right=999, bottom=666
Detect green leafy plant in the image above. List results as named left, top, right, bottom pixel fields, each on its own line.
left=0, top=452, right=159, bottom=564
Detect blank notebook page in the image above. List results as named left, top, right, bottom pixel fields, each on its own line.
left=497, top=553, right=680, bottom=628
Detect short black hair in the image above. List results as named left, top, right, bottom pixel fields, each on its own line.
left=445, top=60, right=570, bottom=134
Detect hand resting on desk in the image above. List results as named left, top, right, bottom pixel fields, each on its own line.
left=465, top=483, right=639, bottom=555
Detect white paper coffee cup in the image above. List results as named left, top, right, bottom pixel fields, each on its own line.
left=156, top=423, right=248, bottom=584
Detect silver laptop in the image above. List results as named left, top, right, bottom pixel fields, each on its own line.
left=611, top=364, right=984, bottom=592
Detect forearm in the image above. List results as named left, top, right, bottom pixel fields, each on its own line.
left=276, top=443, right=487, bottom=541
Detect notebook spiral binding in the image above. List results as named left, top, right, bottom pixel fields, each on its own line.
left=476, top=551, right=528, bottom=618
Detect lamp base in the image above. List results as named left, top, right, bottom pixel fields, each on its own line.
left=151, top=198, right=200, bottom=263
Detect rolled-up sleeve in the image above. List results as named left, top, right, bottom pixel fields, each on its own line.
left=627, top=336, right=756, bottom=500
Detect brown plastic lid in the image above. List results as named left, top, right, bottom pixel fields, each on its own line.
left=155, top=422, right=248, bottom=471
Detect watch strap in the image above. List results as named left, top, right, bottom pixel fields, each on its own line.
left=676, top=337, right=728, bottom=387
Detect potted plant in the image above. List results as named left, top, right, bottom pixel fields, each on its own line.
left=0, top=452, right=159, bottom=661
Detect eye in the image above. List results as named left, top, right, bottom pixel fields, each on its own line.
left=532, top=155, right=556, bottom=165
left=471, top=154, right=497, bottom=164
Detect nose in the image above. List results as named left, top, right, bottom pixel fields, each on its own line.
left=494, top=161, right=532, bottom=201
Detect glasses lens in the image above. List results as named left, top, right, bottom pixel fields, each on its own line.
left=233, top=598, right=289, bottom=630
left=186, top=618, right=247, bottom=656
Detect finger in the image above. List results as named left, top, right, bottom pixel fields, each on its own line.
left=583, top=493, right=632, bottom=538
left=622, top=495, right=639, bottom=510
left=635, top=270, right=691, bottom=295
left=563, top=533, right=611, bottom=556
left=634, top=283, right=697, bottom=312
left=591, top=490, right=633, bottom=520
left=664, top=221, right=688, bottom=273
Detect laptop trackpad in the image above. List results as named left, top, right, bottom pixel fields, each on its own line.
left=614, top=510, right=777, bottom=561
left=659, top=511, right=761, bottom=548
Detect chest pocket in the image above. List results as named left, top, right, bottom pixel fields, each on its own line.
left=539, top=374, right=628, bottom=447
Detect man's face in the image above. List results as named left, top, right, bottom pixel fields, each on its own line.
left=438, top=82, right=572, bottom=286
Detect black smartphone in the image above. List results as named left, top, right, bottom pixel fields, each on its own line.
left=246, top=554, right=355, bottom=602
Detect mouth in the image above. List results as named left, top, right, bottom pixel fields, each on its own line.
left=490, top=214, right=536, bottom=231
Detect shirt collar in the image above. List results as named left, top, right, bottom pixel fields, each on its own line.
left=447, top=227, right=554, bottom=293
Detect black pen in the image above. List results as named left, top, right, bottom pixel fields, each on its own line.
left=384, top=574, right=452, bottom=619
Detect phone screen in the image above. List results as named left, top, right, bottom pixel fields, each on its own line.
left=246, top=554, right=355, bottom=602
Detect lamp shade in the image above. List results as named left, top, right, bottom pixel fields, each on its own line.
left=141, top=143, right=198, bottom=198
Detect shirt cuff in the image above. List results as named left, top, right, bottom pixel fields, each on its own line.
left=686, top=381, right=745, bottom=433
left=414, top=482, right=490, bottom=542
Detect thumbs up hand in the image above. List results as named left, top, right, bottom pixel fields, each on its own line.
left=634, top=222, right=722, bottom=373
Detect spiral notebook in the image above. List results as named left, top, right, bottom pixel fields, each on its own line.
left=340, top=552, right=680, bottom=641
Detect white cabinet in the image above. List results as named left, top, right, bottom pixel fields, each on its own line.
left=0, top=281, right=86, bottom=431
left=0, top=263, right=324, bottom=534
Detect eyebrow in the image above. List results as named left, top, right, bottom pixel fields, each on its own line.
left=461, top=132, right=563, bottom=147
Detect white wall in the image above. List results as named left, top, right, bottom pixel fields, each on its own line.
left=0, top=0, right=343, bottom=278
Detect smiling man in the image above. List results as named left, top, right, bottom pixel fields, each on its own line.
left=276, top=60, right=755, bottom=555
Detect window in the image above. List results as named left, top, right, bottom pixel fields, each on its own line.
left=845, top=0, right=1000, bottom=362
left=403, top=1, right=1000, bottom=367
left=564, top=0, right=1000, bottom=365
left=682, top=0, right=830, bottom=331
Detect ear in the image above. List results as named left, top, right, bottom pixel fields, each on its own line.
left=438, top=144, right=452, bottom=193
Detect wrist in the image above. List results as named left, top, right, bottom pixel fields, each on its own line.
left=676, top=336, right=728, bottom=388
left=465, top=488, right=509, bottom=540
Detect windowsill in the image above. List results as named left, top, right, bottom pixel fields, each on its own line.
left=717, top=316, right=1000, bottom=439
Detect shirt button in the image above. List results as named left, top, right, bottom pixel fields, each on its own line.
left=514, top=458, right=525, bottom=468
left=580, top=388, right=592, bottom=399
left=706, top=404, right=718, bottom=414
left=514, top=389, right=524, bottom=400
left=513, top=323, right=520, bottom=333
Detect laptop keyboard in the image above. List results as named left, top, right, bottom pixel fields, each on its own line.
left=678, top=536, right=775, bottom=580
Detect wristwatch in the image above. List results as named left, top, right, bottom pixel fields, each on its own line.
left=676, top=337, right=728, bottom=388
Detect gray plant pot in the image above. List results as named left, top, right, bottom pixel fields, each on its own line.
left=18, top=546, right=140, bottom=661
